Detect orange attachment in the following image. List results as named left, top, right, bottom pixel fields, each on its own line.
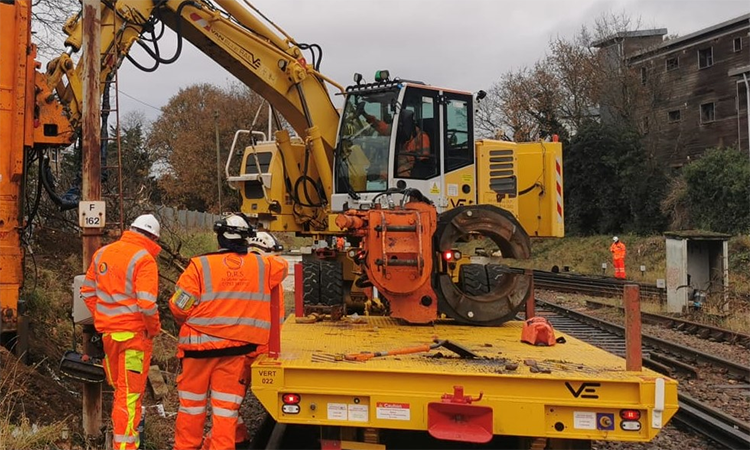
left=335, top=201, right=438, bottom=324
left=521, top=317, right=557, bottom=346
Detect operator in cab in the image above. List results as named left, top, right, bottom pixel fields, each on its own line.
left=357, top=104, right=431, bottom=178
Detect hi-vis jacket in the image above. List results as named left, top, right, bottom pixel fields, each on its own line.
left=610, top=241, right=627, bottom=260
left=81, top=230, right=162, bottom=336
left=170, top=251, right=288, bottom=355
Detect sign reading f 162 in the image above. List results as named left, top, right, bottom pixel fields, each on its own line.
left=565, top=382, right=600, bottom=399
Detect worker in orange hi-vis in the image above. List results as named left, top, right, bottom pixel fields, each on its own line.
left=80, top=214, right=162, bottom=450
left=171, top=215, right=288, bottom=450
left=336, top=236, right=346, bottom=251
left=610, top=236, right=627, bottom=279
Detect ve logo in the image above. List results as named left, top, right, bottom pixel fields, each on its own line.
left=565, top=382, right=600, bottom=399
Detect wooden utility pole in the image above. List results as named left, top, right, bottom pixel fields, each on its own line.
left=81, top=0, right=103, bottom=437
left=215, top=110, right=222, bottom=213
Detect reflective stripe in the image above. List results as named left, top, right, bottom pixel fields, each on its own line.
left=179, top=390, right=207, bottom=401
left=211, top=390, right=244, bottom=404
left=136, top=291, right=157, bottom=303
left=212, top=406, right=239, bottom=418
left=114, top=434, right=137, bottom=443
left=141, top=304, right=158, bottom=316
left=178, top=333, right=227, bottom=345
left=95, top=289, right=131, bottom=304
left=81, top=291, right=96, bottom=299
left=187, top=316, right=271, bottom=330
left=94, top=250, right=104, bottom=268
left=200, top=291, right=271, bottom=302
left=96, top=303, right=138, bottom=316
left=255, top=253, right=265, bottom=290
left=199, top=256, right=212, bottom=293
left=83, top=279, right=97, bottom=289
left=125, top=250, right=149, bottom=296
left=178, top=405, right=206, bottom=415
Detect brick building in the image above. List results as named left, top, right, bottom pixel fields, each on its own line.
left=594, top=14, right=750, bottom=168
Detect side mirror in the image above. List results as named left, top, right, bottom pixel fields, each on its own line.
left=476, top=90, right=487, bottom=101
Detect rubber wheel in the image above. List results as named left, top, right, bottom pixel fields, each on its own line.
left=319, top=260, right=344, bottom=306
left=302, top=259, right=321, bottom=305
left=486, top=264, right=508, bottom=288
left=459, top=264, right=490, bottom=295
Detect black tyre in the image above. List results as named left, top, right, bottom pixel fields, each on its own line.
left=319, top=260, right=344, bottom=306
left=486, top=264, right=508, bottom=288
left=302, top=259, right=321, bottom=305
left=458, top=264, right=490, bottom=296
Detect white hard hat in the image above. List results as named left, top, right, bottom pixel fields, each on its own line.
left=131, top=214, right=160, bottom=239
left=248, top=231, right=283, bottom=254
left=214, top=214, right=251, bottom=240
left=613, top=236, right=619, bottom=242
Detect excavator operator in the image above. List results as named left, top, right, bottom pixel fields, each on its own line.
left=357, top=104, right=431, bottom=178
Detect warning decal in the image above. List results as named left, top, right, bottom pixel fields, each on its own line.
left=376, top=402, right=410, bottom=421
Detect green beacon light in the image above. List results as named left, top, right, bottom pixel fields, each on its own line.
left=374, top=70, right=390, bottom=82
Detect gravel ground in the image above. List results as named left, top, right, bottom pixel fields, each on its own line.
left=537, top=290, right=750, bottom=449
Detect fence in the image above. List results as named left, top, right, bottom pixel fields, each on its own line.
left=156, top=206, right=222, bottom=232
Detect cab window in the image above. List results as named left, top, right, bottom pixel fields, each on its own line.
left=394, top=90, right=438, bottom=179
left=444, top=97, right=473, bottom=172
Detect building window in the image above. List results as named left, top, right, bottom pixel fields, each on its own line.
left=668, top=110, right=681, bottom=123
left=698, top=47, right=713, bottom=69
left=700, top=103, right=715, bottom=123
left=665, top=57, right=679, bottom=71
left=734, top=37, right=742, bottom=52
left=640, top=67, right=647, bottom=85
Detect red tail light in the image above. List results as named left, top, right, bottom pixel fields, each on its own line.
left=620, top=409, right=640, bottom=421
left=282, top=393, right=300, bottom=404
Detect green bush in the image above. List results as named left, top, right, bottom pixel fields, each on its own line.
left=679, top=147, right=750, bottom=234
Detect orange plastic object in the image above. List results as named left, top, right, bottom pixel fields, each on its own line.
left=521, top=316, right=557, bottom=346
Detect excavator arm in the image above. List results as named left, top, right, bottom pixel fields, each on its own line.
left=44, top=0, right=343, bottom=197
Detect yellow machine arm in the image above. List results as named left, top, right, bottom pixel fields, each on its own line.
left=45, top=0, right=343, bottom=197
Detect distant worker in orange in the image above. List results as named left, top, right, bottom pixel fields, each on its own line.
left=81, top=214, right=162, bottom=450
left=336, top=236, right=346, bottom=251
left=358, top=104, right=430, bottom=177
left=610, top=236, right=627, bottom=279
left=171, top=215, right=288, bottom=450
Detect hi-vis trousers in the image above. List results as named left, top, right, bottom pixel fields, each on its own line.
left=613, top=258, right=626, bottom=279
left=102, top=331, right=152, bottom=450
left=174, top=355, right=247, bottom=450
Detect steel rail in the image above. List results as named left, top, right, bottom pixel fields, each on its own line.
left=536, top=299, right=750, bottom=450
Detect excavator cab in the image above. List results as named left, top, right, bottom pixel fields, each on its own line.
left=332, top=72, right=479, bottom=214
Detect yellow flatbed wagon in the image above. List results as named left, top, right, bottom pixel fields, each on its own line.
left=252, top=316, right=678, bottom=449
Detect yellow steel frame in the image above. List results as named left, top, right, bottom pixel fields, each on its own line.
left=252, top=317, right=677, bottom=444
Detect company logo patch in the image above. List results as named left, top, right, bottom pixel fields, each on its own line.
left=223, top=254, right=244, bottom=270
left=98, top=262, right=108, bottom=274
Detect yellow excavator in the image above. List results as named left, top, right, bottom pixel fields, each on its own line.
left=2, top=2, right=678, bottom=448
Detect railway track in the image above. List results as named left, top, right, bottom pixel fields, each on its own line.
left=537, top=299, right=750, bottom=449
left=508, top=266, right=666, bottom=300
left=581, top=298, right=750, bottom=348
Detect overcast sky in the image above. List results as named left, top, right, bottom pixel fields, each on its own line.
left=115, top=0, right=749, bottom=122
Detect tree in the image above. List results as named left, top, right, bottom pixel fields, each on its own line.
left=478, top=61, right=567, bottom=142
left=670, top=147, right=750, bottom=234
left=149, top=82, right=269, bottom=213
left=564, top=122, right=668, bottom=235
left=30, top=0, right=80, bottom=59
